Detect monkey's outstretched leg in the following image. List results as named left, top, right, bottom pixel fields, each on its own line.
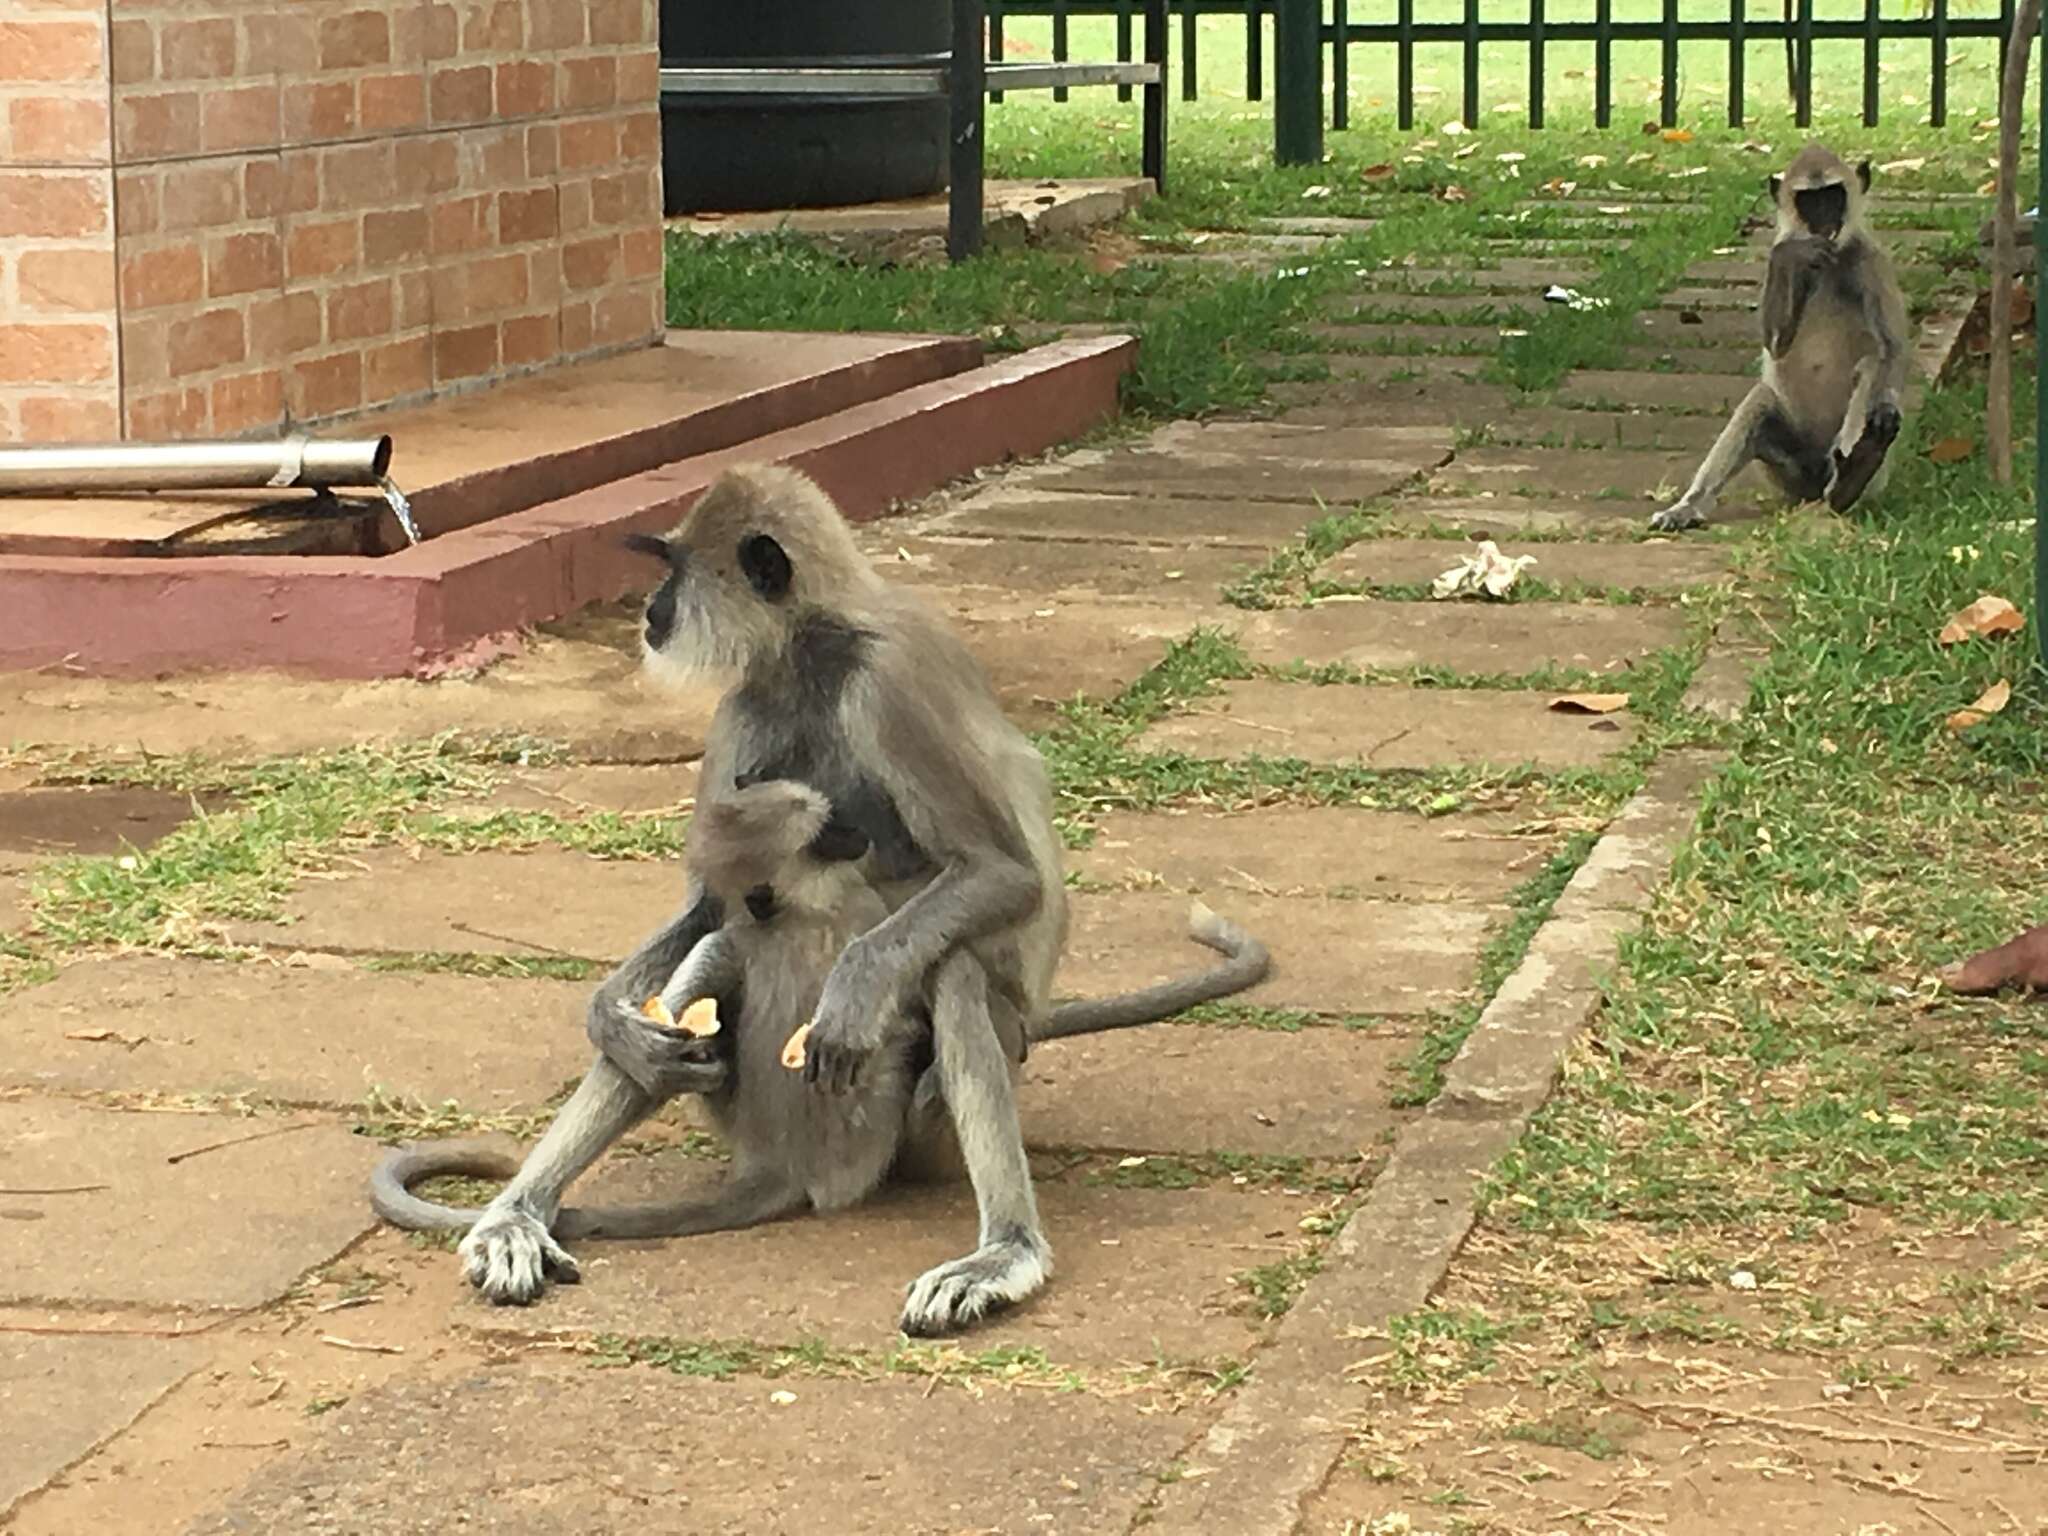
left=1649, top=382, right=1775, bottom=531
left=899, top=954, right=1051, bottom=1337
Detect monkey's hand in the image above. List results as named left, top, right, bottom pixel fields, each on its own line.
left=460, top=1201, right=580, bottom=1305
left=588, top=994, right=730, bottom=1101
left=1864, top=396, right=1902, bottom=446
left=1648, top=499, right=1708, bottom=533
left=802, top=942, right=901, bottom=1095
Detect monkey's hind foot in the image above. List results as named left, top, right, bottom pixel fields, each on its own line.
left=899, top=1231, right=1051, bottom=1337
left=460, top=1205, right=581, bottom=1305
left=1648, top=499, right=1708, bottom=533
left=1825, top=404, right=1901, bottom=513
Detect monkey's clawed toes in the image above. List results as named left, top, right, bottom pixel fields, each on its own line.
left=460, top=1208, right=581, bottom=1305
left=899, top=1238, right=1051, bottom=1337
left=1866, top=401, right=1902, bottom=445
left=1648, top=502, right=1706, bottom=533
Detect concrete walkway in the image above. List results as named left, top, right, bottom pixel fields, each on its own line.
left=0, top=197, right=1963, bottom=1535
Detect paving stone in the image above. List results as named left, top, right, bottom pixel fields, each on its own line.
left=1238, top=598, right=1687, bottom=675
left=1024, top=1025, right=1414, bottom=1157
left=0, top=865, right=27, bottom=935
left=1685, top=256, right=1767, bottom=284
left=1071, top=805, right=1546, bottom=905
left=187, top=1367, right=1188, bottom=1536
left=1630, top=306, right=1762, bottom=347
left=222, top=848, right=681, bottom=962
left=1299, top=353, right=1491, bottom=386
left=1306, top=322, right=1502, bottom=355
left=858, top=532, right=1262, bottom=601
left=2, top=1335, right=204, bottom=1515
left=1429, top=444, right=1706, bottom=501
left=1266, top=380, right=1522, bottom=434
left=0, top=1099, right=376, bottom=1310
left=1322, top=537, right=1734, bottom=593
left=1489, top=405, right=1725, bottom=453
left=1256, top=215, right=1381, bottom=237
left=1136, top=679, right=1638, bottom=769
left=0, top=625, right=720, bottom=764
left=1058, top=889, right=1497, bottom=1016
left=1557, top=369, right=1752, bottom=415
left=1360, top=258, right=1595, bottom=293
left=457, top=1168, right=1315, bottom=1359
left=1663, top=284, right=1757, bottom=312
left=923, top=592, right=1218, bottom=722
left=0, top=785, right=222, bottom=859
left=935, top=487, right=1316, bottom=549
left=1028, top=422, right=1452, bottom=505
left=1612, top=343, right=1760, bottom=376
left=1323, top=291, right=1541, bottom=323
left=1382, top=494, right=1764, bottom=537
left=0, top=956, right=586, bottom=1109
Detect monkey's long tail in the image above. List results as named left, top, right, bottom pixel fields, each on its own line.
left=1034, top=899, right=1270, bottom=1040
left=367, top=1140, right=521, bottom=1231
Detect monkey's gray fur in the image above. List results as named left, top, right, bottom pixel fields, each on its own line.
left=1650, top=142, right=1910, bottom=533
left=368, top=464, right=1269, bottom=1335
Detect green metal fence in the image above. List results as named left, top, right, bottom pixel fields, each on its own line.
left=990, top=4, right=2019, bottom=154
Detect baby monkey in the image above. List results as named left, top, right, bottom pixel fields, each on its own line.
left=372, top=779, right=926, bottom=1251
left=1652, top=142, right=1910, bottom=532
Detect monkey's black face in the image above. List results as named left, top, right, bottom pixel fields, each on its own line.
left=624, top=532, right=683, bottom=650
left=1794, top=181, right=1847, bottom=241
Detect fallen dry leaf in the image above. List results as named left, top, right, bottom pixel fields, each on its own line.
left=1937, top=594, right=2025, bottom=645
left=1438, top=184, right=1468, bottom=203
left=1926, top=435, right=1976, bottom=464
left=1549, top=693, right=1631, bottom=715
left=1947, top=678, right=2012, bottom=731
left=1661, top=128, right=1696, bottom=144
left=1362, top=162, right=1395, bottom=181
left=64, top=1028, right=126, bottom=1043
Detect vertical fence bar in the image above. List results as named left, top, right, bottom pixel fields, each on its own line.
left=1144, top=0, right=1168, bottom=189
left=1796, top=0, right=1814, bottom=128
left=1933, top=0, right=1950, bottom=126
left=1117, top=0, right=1134, bottom=102
left=1397, top=0, right=1415, bottom=129
left=1729, top=0, right=1746, bottom=127
left=2037, top=19, right=2047, bottom=682
left=1182, top=0, right=1198, bottom=100
left=949, top=0, right=986, bottom=263
left=988, top=0, right=1004, bottom=102
left=1862, top=0, right=1880, bottom=125
left=1462, top=0, right=1480, bottom=128
left=1331, top=0, right=1350, bottom=130
left=1530, top=0, right=1546, bottom=128
left=1052, top=0, right=1069, bottom=101
left=1661, top=0, right=1680, bottom=126
left=1275, top=0, right=1323, bottom=164
left=1246, top=0, right=1263, bottom=101
left=1595, top=0, right=1613, bottom=127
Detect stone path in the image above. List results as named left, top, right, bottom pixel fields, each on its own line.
left=0, top=191, right=1968, bottom=1535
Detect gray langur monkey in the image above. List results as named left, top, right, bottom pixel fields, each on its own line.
left=369, top=463, right=1269, bottom=1335
left=1650, top=142, right=1910, bottom=533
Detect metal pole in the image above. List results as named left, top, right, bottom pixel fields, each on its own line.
left=949, top=0, right=986, bottom=263
left=0, top=435, right=392, bottom=495
left=1274, top=0, right=1322, bottom=166
left=1144, top=0, right=1168, bottom=191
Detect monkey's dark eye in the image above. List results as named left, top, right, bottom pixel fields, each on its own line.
left=738, top=533, right=793, bottom=602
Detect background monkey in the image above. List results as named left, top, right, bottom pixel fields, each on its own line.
left=1650, top=142, right=1909, bottom=532
left=372, top=464, right=1268, bottom=1334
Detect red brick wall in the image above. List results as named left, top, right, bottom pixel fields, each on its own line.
left=0, top=0, right=664, bottom=444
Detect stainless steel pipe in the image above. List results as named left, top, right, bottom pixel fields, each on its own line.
left=0, top=434, right=393, bottom=496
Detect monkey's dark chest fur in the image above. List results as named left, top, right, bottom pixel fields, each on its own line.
left=729, top=612, right=936, bottom=883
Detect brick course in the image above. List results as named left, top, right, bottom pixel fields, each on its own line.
left=1, top=0, right=663, bottom=443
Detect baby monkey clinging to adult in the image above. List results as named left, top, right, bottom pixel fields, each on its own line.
left=1651, top=142, right=1910, bottom=532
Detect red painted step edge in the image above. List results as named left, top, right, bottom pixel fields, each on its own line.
left=0, top=336, right=1136, bottom=680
